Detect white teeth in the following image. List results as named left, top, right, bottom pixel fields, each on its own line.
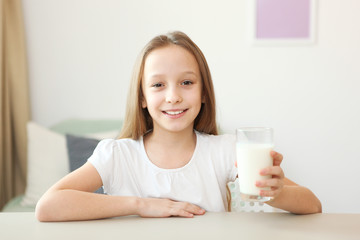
left=165, top=110, right=184, bottom=115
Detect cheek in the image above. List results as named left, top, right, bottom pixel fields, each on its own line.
left=193, top=88, right=203, bottom=104
left=142, top=93, right=160, bottom=110
left=187, top=93, right=203, bottom=111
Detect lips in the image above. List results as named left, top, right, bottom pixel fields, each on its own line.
left=162, top=109, right=188, bottom=118
left=164, top=110, right=185, bottom=115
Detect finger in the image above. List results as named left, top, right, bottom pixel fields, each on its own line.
left=258, top=182, right=284, bottom=198
left=167, top=205, right=194, bottom=218
left=270, top=151, right=283, bottom=166
left=259, top=166, right=284, bottom=179
left=180, top=202, right=206, bottom=215
left=259, top=189, right=281, bottom=198
left=256, top=178, right=283, bottom=189
left=179, top=210, right=195, bottom=218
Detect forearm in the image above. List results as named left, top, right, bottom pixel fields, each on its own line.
left=36, top=190, right=139, bottom=222
left=266, top=185, right=322, bottom=214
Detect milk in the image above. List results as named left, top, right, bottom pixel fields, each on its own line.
left=236, top=143, right=274, bottom=196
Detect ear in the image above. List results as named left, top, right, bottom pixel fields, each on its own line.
left=201, top=94, right=206, bottom=103
left=141, top=98, right=147, bottom=108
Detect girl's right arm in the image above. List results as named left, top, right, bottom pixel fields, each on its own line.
left=35, top=162, right=205, bottom=222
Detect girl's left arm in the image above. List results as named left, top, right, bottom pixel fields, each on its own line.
left=257, top=151, right=322, bottom=214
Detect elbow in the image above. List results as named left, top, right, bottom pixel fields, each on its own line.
left=35, top=201, right=49, bottom=222
left=305, top=188, right=322, bottom=214
left=35, top=211, right=49, bottom=223
left=312, top=193, right=322, bottom=214
left=293, top=190, right=322, bottom=215
left=293, top=202, right=322, bottom=215
left=309, top=203, right=322, bottom=214
left=315, top=200, right=322, bottom=214
left=35, top=198, right=56, bottom=222
left=307, top=197, right=322, bottom=214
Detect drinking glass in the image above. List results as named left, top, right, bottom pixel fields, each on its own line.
left=236, top=127, right=274, bottom=202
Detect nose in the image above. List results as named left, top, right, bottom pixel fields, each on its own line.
left=165, top=86, right=182, bottom=104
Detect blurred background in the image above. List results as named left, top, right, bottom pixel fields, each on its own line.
left=1, top=0, right=359, bottom=213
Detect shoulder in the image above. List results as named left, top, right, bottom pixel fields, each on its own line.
left=90, top=138, right=142, bottom=161
left=96, top=138, right=141, bottom=150
left=88, top=138, right=143, bottom=175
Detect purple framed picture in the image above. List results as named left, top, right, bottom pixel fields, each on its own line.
left=250, top=0, right=317, bottom=45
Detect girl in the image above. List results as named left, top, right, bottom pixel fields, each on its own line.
left=36, top=31, right=321, bottom=222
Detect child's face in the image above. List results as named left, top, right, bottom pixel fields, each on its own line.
left=142, top=44, right=203, bottom=135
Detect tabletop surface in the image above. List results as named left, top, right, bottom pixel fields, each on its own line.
left=1, top=212, right=360, bottom=240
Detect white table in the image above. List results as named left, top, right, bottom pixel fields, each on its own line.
left=1, top=212, right=359, bottom=240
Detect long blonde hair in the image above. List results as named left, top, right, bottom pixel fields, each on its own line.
left=118, top=31, right=218, bottom=139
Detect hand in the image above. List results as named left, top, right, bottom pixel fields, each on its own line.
left=137, top=198, right=206, bottom=218
left=256, top=151, right=285, bottom=199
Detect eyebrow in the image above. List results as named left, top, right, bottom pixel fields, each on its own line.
left=182, top=71, right=198, bottom=76
left=148, top=71, right=198, bottom=79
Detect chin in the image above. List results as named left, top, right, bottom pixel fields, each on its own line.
left=160, top=124, right=195, bottom=134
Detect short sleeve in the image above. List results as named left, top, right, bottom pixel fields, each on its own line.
left=87, top=139, right=117, bottom=193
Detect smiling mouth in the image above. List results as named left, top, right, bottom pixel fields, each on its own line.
left=162, top=109, right=188, bottom=116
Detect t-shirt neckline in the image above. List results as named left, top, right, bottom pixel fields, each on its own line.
left=140, top=131, right=200, bottom=172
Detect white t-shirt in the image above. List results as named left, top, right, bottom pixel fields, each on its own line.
left=88, top=131, right=238, bottom=212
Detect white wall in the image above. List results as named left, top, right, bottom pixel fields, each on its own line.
left=22, top=0, right=360, bottom=213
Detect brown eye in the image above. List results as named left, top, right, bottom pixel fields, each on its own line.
left=181, top=80, right=193, bottom=86
left=152, top=83, right=163, bottom=88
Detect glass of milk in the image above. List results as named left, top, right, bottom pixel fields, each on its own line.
left=236, top=127, right=274, bottom=202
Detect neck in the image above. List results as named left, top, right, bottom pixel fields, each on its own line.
left=143, top=127, right=197, bottom=169
left=146, top=127, right=196, bottom=147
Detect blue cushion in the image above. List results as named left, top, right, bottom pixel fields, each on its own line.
left=65, top=134, right=104, bottom=194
